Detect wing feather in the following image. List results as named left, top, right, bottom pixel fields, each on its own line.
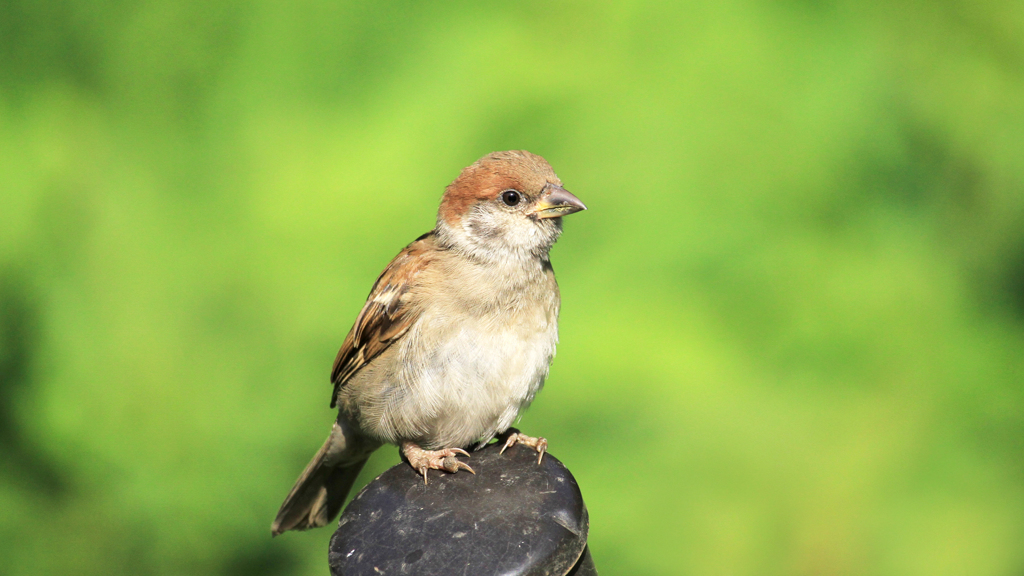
left=329, top=232, right=436, bottom=407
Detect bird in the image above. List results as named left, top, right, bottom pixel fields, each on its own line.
left=271, top=150, right=586, bottom=536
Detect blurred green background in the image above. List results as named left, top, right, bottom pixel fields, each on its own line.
left=2, top=1, right=1024, bottom=575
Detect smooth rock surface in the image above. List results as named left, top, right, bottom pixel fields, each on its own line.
left=329, top=442, right=591, bottom=576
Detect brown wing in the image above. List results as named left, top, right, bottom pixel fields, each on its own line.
left=329, top=232, right=437, bottom=407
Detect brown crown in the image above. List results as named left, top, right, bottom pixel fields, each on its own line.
left=438, top=150, right=561, bottom=224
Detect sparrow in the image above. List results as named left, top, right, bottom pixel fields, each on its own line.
left=271, top=150, right=586, bottom=536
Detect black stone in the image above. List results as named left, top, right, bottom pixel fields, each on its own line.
left=329, top=442, right=593, bottom=576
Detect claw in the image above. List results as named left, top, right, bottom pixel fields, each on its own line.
left=440, top=455, right=475, bottom=474
left=401, top=442, right=475, bottom=484
left=499, top=430, right=548, bottom=464
left=454, top=460, right=475, bottom=474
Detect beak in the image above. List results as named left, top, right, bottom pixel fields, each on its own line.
left=528, top=184, right=587, bottom=220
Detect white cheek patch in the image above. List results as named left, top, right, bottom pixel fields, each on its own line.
left=457, top=208, right=558, bottom=260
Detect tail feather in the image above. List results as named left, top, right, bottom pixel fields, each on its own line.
left=271, top=423, right=374, bottom=536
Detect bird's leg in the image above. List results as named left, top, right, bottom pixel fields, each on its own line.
left=499, top=428, right=548, bottom=464
left=400, top=441, right=475, bottom=484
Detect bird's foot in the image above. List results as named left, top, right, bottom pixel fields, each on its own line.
left=499, top=429, right=548, bottom=464
left=401, top=441, right=475, bottom=484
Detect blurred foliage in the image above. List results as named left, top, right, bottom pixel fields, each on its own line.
left=2, top=1, right=1024, bottom=575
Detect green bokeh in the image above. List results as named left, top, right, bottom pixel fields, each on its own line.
left=2, top=1, right=1023, bottom=575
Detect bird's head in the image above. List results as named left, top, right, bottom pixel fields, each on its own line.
left=436, top=150, right=586, bottom=263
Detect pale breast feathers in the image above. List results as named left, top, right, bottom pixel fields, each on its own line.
left=329, top=233, right=437, bottom=407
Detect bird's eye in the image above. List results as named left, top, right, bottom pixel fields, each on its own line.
left=501, top=190, right=521, bottom=206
